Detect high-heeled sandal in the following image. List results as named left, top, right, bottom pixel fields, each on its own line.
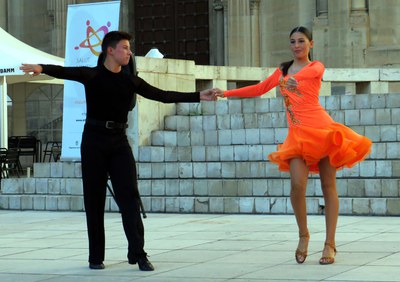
left=319, top=242, right=337, bottom=265
left=295, top=232, right=310, bottom=264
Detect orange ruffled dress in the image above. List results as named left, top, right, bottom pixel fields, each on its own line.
left=224, top=61, right=372, bottom=173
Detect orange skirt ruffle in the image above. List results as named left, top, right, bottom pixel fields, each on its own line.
left=268, top=123, right=372, bottom=174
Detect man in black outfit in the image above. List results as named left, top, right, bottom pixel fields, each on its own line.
left=20, top=31, right=216, bottom=271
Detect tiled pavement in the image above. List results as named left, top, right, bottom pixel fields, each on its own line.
left=0, top=211, right=400, bottom=281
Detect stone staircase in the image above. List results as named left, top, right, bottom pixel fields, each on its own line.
left=1, top=93, right=400, bottom=215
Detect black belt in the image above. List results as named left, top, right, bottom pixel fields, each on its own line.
left=85, top=118, right=128, bottom=130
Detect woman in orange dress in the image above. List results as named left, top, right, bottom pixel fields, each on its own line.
left=215, top=26, right=372, bottom=265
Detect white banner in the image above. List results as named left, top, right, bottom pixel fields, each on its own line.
left=0, top=77, right=7, bottom=148
left=62, top=1, right=120, bottom=161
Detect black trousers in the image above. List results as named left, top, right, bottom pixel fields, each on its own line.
left=81, top=124, right=146, bottom=264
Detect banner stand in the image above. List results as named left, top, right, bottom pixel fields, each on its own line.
left=61, top=1, right=121, bottom=161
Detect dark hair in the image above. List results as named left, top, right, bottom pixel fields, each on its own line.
left=280, top=26, right=313, bottom=76
left=98, top=31, right=136, bottom=74
left=101, top=31, right=132, bottom=55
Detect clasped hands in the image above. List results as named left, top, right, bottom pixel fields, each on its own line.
left=199, top=88, right=225, bottom=101
left=200, top=77, right=299, bottom=101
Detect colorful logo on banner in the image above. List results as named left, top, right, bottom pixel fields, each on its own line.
left=74, top=20, right=111, bottom=56
left=62, top=1, right=120, bottom=161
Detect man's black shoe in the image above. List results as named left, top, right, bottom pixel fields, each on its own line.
left=89, top=263, right=105, bottom=270
left=137, top=257, right=154, bottom=271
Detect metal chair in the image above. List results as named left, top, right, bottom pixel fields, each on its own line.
left=1, top=148, right=21, bottom=178
left=8, top=136, right=41, bottom=164
left=42, top=141, right=62, bottom=162
left=0, top=148, right=7, bottom=180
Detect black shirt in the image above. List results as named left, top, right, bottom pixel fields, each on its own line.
left=41, top=64, right=200, bottom=123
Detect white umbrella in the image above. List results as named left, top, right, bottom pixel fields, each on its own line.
left=0, top=27, right=64, bottom=147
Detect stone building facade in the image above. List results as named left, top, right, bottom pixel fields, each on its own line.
left=220, top=0, right=399, bottom=68
left=1, top=0, right=399, bottom=68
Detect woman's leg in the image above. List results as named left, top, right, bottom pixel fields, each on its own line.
left=318, top=157, right=339, bottom=263
left=289, top=158, right=310, bottom=262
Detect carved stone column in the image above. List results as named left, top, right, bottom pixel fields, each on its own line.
left=250, top=0, right=260, bottom=66
left=47, top=0, right=77, bottom=57
left=225, top=0, right=252, bottom=66
left=213, top=0, right=225, bottom=66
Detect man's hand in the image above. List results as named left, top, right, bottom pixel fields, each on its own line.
left=19, top=64, right=43, bottom=76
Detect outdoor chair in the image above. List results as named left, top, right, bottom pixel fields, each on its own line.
left=1, top=148, right=21, bottom=178
left=42, top=141, right=62, bottom=162
left=8, top=136, right=42, bottom=163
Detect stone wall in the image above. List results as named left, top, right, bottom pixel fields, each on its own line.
left=225, top=0, right=400, bottom=68
left=2, top=92, right=400, bottom=216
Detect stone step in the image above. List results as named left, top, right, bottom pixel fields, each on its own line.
left=164, top=113, right=288, bottom=131
left=165, top=109, right=400, bottom=132
left=139, top=196, right=400, bottom=216
left=136, top=178, right=400, bottom=199
left=29, top=156, right=399, bottom=181
left=151, top=128, right=288, bottom=146
left=2, top=176, right=399, bottom=215
left=154, top=125, right=400, bottom=147
left=177, top=93, right=400, bottom=116
left=1, top=191, right=399, bottom=216
left=139, top=142, right=400, bottom=163
left=137, top=154, right=398, bottom=179
left=137, top=159, right=398, bottom=179
left=139, top=144, right=278, bottom=162
left=2, top=177, right=398, bottom=199
left=0, top=193, right=118, bottom=212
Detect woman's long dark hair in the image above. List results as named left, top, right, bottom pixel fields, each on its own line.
left=280, top=26, right=313, bottom=76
